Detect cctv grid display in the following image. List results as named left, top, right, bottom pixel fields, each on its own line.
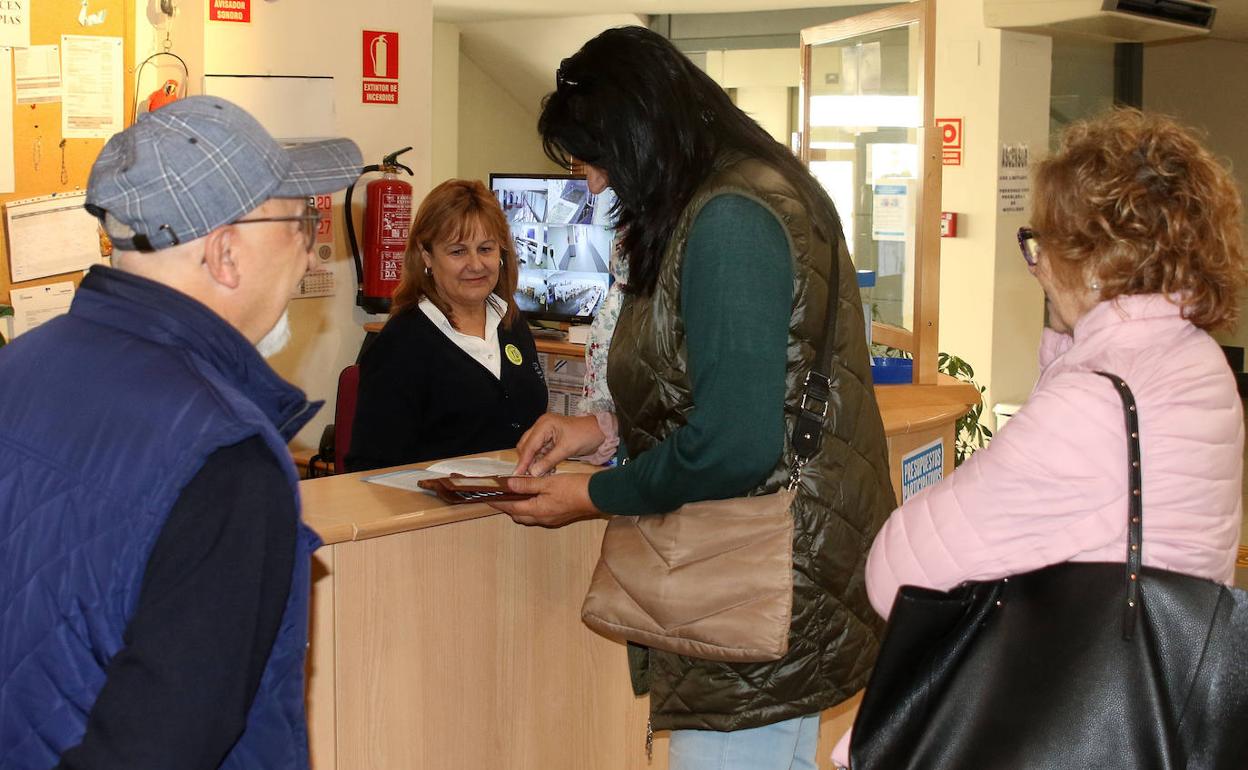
left=490, top=174, right=616, bottom=323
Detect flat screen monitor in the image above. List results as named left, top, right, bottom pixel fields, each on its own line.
left=489, top=172, right=617, bottom=324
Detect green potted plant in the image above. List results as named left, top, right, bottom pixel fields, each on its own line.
left=871, top=341, right=993, bottom=467
left=936, top=352, right=993, bottom=466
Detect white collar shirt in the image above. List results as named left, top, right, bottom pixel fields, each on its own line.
left=418, top=297, right=504, bottom=379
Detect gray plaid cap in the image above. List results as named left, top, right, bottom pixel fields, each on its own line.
left=86, top=95, right=363, bottom=252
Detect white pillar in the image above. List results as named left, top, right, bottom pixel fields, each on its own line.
left=935, top=0, right=1051, bottom=416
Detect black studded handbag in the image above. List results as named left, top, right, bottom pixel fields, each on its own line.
left=849, top=371, right=1248, bottom=770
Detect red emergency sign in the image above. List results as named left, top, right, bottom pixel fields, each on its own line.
left=209, top=0, right=250, bottom=22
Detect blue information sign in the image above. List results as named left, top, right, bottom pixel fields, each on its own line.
left=900, top=438, right=944, bottom=501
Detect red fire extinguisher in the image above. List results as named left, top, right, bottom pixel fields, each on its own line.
left=346, top=147, right=414, bottom=314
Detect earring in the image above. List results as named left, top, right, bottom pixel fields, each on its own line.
left=1089, top=280, right=1101, bottom=291
left=424, top=266, right=432, bottom=278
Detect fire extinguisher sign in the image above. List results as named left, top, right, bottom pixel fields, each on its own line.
left=363, top=31, right=399, bottom=105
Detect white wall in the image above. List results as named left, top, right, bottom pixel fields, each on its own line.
left=432, top=22, right=460, bottom=185
left=451, top=16, right=642, bottom=183
left=133, top=1, right=203, bottom=98
left=456, top=15, right=644, bottom=116
left=934, top=0, right=1050, bottom=417
left=456, top=53, right=561, bottom=185
left=1144, top=37, right=1248, bottom=357
left=703, top=48, right=798, bottom=145
left=134, top=1, right=435, bottom=449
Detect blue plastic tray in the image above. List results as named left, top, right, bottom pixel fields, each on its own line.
left=871, top=356, right=913, bottom=384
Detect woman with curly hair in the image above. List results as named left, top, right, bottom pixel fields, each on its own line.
left=834, top=107, right=1246, bottom=765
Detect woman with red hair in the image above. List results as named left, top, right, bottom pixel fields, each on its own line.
left=346, top=179, right=547, bottom=471
left=835, top=106, right=1246, bottom=769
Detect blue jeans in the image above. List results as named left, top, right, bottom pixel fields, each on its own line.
left=668, top=713, right=820, bottom=770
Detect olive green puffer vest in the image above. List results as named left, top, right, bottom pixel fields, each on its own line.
left=606, top=155, right=895, bottom=732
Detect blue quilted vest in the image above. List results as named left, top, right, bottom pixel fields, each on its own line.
left=0, top=266, right=322, bottom=769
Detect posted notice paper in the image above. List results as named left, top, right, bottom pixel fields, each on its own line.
left=15, top=44, right=61, bottom=104
left=10, top=281, right=74, bottom=338
left=61, top=35, right=123, bottom=139
left=5, top=193, right=102, bottom=283
left=0, top=0, right=30, bottom=49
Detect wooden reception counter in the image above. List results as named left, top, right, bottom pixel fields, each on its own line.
left=300, top=452, right=657, bottom=770
left=300, top=378, right=979, bottom=770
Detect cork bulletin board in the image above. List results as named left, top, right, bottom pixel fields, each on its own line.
left=0, top=0, right=134, bottom=305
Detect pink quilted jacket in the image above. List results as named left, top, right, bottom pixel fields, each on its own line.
left=833, top=294, right=1243, bottom=767
left=868, top=294, right=1242, bottom=617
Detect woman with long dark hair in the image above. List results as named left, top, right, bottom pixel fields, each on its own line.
left=491, top=27, right=894, bottom=770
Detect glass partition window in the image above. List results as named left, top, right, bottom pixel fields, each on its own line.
left=807, top=25, right=920, bottom=332
left=801, top=2, right=940, bottom=384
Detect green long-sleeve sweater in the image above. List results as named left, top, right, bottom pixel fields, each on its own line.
left=588, top=194, right=794, bottom=515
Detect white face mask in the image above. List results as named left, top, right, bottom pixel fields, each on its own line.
left=255, top=309, right=292, bottom=358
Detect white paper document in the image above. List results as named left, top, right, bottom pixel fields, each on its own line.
left=15, top=45, right=61, bottom=104
left=5, top=193, right=103, bottom=283
left=10, top=281, right=74, bottom=338
left=0, top=1, right=30, bottom=49
left=363, top=457, right=520, bottom=494
left=61, top=35, right=123, bottom=139
left=426, top=458, right=518, bottom=476
left=363, top=468, right=444, bottom=494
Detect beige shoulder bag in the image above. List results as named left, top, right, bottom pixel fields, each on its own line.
left=581, top=276, right=839, bottom=663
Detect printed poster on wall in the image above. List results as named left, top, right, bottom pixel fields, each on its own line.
left=998, top=143, right=1030, bottom=214
left=362, top=30, right=398, bottom=105
left=61, top=35, right=123, bottom=139
left=209, top=0, right=250, bottom=23
left=871, top=181, right=912, bottom=243
left=0, top=0, right=30, bottom=50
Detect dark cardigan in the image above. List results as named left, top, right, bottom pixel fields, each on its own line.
left=345, top=306, right=548, bottom=472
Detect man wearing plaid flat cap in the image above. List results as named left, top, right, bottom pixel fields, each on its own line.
left=0, top=96, right=362, bottom=770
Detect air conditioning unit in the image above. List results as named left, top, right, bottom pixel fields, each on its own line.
left=984, top=0, right=1217, bottom=43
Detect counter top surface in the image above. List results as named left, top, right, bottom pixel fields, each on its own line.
left=875, top=375, right=980, bottom=435
left=300, top=379, right=979, bottom=546
left=300, top=450, right=599, bottom=546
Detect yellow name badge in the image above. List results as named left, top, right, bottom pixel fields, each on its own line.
left=505, top=343, right=523, bottom=365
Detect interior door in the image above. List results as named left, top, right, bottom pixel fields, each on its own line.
left=800, top=1, right=941, bottom=384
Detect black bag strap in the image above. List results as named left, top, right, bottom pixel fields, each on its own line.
left=787, top=232, right=843, bottom=487
left=1093, top=371, right=1144, bottom=640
